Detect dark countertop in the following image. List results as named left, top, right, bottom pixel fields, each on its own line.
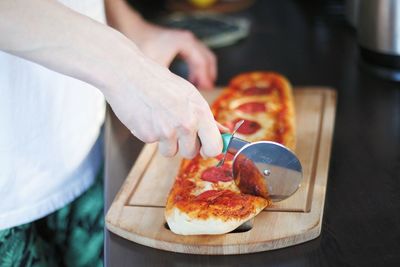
left=104, top=1, right=400, bottom=266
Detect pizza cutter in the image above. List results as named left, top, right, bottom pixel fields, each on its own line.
left=217, top=120, right=303, bottom=202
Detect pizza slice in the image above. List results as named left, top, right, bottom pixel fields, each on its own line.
left=165, top=154, right=269, bottom=235
left=165, top=71, right=295, bottom=235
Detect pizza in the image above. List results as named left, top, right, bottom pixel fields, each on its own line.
left=212, top=72, right=295, bottom=149
left=165, top=72, right=296, bottom=235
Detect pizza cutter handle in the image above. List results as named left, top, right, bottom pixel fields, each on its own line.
left=221, top=133, right=232, bottom=154
left=217, top=133, right=249, bottom=167
left=221, top=133, right=250, bottom=155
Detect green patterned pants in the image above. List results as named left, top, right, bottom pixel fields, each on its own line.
left=0, top=171, right=104, bottom=267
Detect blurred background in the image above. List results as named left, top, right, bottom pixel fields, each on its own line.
left=125, top=0, right=400, bottom=82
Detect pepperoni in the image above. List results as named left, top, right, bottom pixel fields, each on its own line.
left=236, top=102, right=267, bottom=113
left=201, top=165, right=233, bottom=183
left=233, top=119, right=261, bottom=135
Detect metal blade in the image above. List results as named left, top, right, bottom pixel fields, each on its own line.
left=232, top=141, right=302, bottom=202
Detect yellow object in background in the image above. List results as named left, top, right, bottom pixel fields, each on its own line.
left=189, top=0, right=218, bottom=8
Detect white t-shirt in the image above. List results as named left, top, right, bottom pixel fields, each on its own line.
left=0, top=0, right=106, bottom=230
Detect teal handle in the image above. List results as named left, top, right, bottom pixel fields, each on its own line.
left=221, top=133, right=232, bottom=154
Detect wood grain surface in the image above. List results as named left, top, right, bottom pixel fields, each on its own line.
left=105, top=87, right=336, bottom=255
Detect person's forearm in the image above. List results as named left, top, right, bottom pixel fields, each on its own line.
left=0, top=0, right=223, bottom=157
left=104, top=0, right=157, bottom=46
left=105, top=0, right=145, bottom=35
left=0, top=0, right=142, bottom=93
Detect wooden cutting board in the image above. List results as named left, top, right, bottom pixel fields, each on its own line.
left=106, top=87, right=336, bottom=255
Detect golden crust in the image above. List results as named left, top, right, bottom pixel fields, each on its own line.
left=276, top=73, right=296, bottom=151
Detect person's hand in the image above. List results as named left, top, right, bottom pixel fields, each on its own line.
left=127, top=23, right=217, bottom=90
left=103, top=0, right=217, bottom=90
left=104, top=51, right=222, bottom=158
left=104, top=0, right=220, bottom=157
left=1, top=0, right=221, bottom=159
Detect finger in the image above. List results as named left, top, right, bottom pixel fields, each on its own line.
left=207, top=50, right=217, bottom=83
left=217, top=122, right=230, bottom=133
left=199, top=147, right=206, bottom=158
left=178, top=38, right=213, bottom=90
left=158, top=136, right=178, bottom=157
left=178, top=131, right=200, bottom=159
left=191, top=43, right=216, bottom=90
left=197, top=114, right=223, bottom=158
left=187, top=55, right=212, bottom=90
left=129, top=122, right=158, bottom=143
left=188, top=72, right=197, bottom=87
left=200, top=44, right=217, bottom=85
